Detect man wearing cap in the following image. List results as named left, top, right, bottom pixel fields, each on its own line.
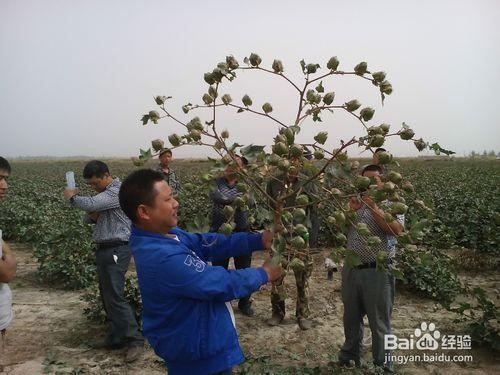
left=63, top=160, right=144, bottom=362
left=158, top=148, right=180, bottom=197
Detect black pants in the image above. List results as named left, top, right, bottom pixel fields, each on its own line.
left=212, top=254, right=253, bottom=308
left=95, top=244, right=144, bottom=347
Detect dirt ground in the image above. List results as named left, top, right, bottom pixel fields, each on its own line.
left=2, top=243, right=498, bottom=374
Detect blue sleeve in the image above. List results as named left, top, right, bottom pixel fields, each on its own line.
left=173, top=228, right=263, bottom=263
left=158, top=253, right=268, bottom=302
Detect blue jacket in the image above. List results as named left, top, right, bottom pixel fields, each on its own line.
left=129, top=226, right=268, bottom=375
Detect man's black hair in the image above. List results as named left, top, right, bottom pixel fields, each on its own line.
left=374, top=148, right=386, bottom=154
left=119, top=169, right=165, bottom=222
left=0, top=157, right=11, bottom=173
left=83, top=160, right=110, bottom=179
left=362, top=164, right=383, bottom=175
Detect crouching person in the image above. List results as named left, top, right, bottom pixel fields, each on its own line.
left=118, top=169, right=282, bottom=375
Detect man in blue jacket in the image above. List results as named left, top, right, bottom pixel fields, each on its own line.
left=119, top=169, right=282, bottom=375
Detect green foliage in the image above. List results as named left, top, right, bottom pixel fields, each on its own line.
left=396, top=247, right=461, bottom=305
left=82, top=277, right=142, bottom=326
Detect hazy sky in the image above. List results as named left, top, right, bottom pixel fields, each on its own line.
left=1, top=0, right=499, bottom=158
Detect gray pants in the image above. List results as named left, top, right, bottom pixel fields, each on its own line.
left=95, top=244, right=144, bottom=348
left=339, top=266, right=394, bottom=372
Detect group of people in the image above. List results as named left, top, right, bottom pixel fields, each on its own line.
left=0, top=146, right=403, bottom=374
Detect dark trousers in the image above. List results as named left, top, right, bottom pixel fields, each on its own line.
left=95, top=244, right=144, bottom=347
left=212, top=254, right=253, bottom=308
left=339, top=266, right=394, bottom=372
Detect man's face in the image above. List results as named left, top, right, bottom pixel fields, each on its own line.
left=138, top=181, right=179, bottom=233
left=0, top=169, right=9, bottom=201
left=159, top=153, right=172, bottom=168
left=362, top=170, right=382, bottom=188
left=86, top=173, right=111, bottom=193
left=225, top=157, right=243, bottom=179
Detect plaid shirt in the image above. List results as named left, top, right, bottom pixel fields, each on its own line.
left=70, top=178, right=131, bottom=243
left=346, top=203, right=404, bottom=263
left=158, top=166, right=180, bottom=197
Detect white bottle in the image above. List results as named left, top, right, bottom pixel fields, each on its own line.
left=65, top=171, right=76, bottom=189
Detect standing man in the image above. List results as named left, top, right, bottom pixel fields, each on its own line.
left=157, top=148, right=180, bottom=197
left=63, top=160, right=144, bottom=362
left=210, top=155, right=255, bottom=316
left=119, top=169, right=282, bottom=375
left=338, top=164, right=404, bottom=373
left=266, top=165, right=318, bottom=330
left=0, top=157, right=17, bottom=370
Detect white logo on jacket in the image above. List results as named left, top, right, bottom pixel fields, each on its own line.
left=184, top=254, right=206, bottom=272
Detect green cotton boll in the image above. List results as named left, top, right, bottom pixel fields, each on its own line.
left=345, top=99, right=361, bottom=112
left=306, top=89, right=317, bottom=103
left=323, top=92, right=335, bottom=105
left=333, top=211, right=346, bottom=225
left=278, top=159, right=290, bottom=171
left=202, top=93, right=213, bottom=105
left=291, top=236, right=306, bottom=250
left=236, top=183, right=249, bottom=193
left=372, top=71, right=386, bottom=82
left=281, top=128, right=295, bottom=144
left=168, top=134, right=181, bottom=147
left=382, top=182, right=396, bottom=192
left=155, top=95, right=167, bottom=105
left=326, top=216, right=337, bottom=227
left=354, top=61, right=368, bottom=75
left=272, top=142, right=288, bottom=156
left=262, top=102, right=273, bottom=114
left=221, top=130, right=229, bottom=139
left=296, top=194, right=309, bottom=206
left=221, top=94, right=232, bottom=105
left=249, top=53, right=262, bottom=67
left=335, top=233, right=347, bottom=245
left=222, top=205, right=234, bottom=218
left=380, top=123, right=390, bottom=134
left=281, top=211, right=293, bottom=224
left=314, top=150, right=324, bottom=160
left=204, top=72, right=215, bottom=85
left=377, top=151, right=392, bottom=165
left=400, top=128, right=415, bottom=140
left=294, top=224, right=308, bottom=237
left=370, top=134, right=385, bottom=148
left=414, top=138, right=427, bottom=151
left=293, top=208, right=307, bottom=223
left=226, top=55, right=239, bottom=70
left=151, top=139, right=164, bottom=152
left=327, top=56, right=340, bottom=71
left=219, top=223, right=233, bottom=235
left=272, top=59, right=284, bottom=73
left=379, top=80, right=393, bottom=95
left=360, top=107, right=375, bottom=121
left=306, top=63, right=319, bottom=74
left=402, top=181, right=414, bottom=193
left=388, top=171, right=403, bottom=184
left=290, top=144, right=303, bottom=158
left=356, top=223, right=371, bottom=236
left=233, top=196, right=245, bottom=208
left=289, top=257, right=305, bottom=271
left=355, top=176, right=371, bottom=191
left=242, top=94, right=253, bottom=107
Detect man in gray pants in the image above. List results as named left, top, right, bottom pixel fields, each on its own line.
left=64, top=160, right=144, bottom=362
left=338, top=164, right=404, bottom=373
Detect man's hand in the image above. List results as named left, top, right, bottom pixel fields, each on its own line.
left=63, top=188, right=78, bottom=200
left=261, top=230, right=273, bottom=251
left=262, top=260, right=283, bottom=282
left=88, top=211, right=100, bottom=222
left=361, top=196, right=377, bottom=209
left=0, top=241, right=17, bottom=283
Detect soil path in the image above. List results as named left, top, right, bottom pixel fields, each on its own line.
left=2, top=243, right=498, bottom=374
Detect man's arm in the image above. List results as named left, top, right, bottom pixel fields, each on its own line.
left=178, top=229, right=272, bottom=263
left=0, top=241, right=17, bottom=283
left=210, top=180, right=233, bottom=205
left=363, top=197, right=404, bottom=235
left=67, top=190, right=120, bottom=212
left=158, top=252, right=281, bottom=302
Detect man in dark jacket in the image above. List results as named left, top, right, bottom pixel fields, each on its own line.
left=119, top=169, right=282, bottom=375
left=210, top=155, right=255, bottom=316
